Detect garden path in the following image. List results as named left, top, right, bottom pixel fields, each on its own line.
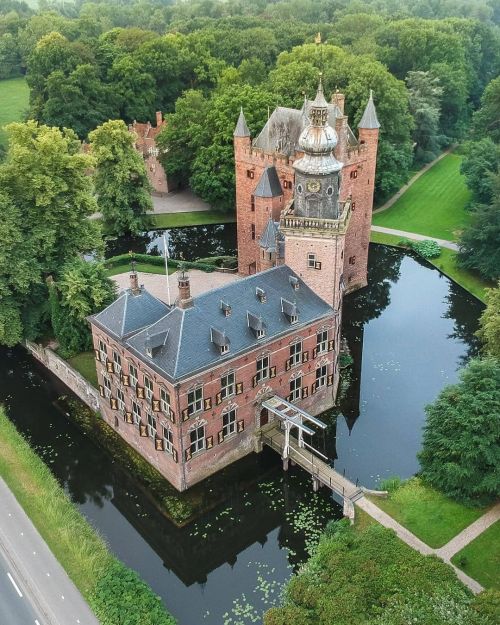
left=371, top=225, right=459, bottom=251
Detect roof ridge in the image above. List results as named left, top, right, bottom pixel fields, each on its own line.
left=173, top=309, right=185, bottom=378
left=121, top=291, right=129, bottom=338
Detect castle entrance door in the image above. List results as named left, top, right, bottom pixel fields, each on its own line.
left=259, top=407, right=269, bottom=427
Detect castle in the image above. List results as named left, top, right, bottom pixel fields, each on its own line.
left=89, top=81, right=379, bottom=492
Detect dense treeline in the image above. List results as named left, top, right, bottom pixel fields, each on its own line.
left=1, top=0, right=499, bottom=208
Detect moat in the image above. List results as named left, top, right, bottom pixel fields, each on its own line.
left=0, top=242, right=483, bottom=625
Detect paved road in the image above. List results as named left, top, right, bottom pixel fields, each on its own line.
left=371, top=225, right=459, bottom=251
left=0, top=478, right=99, bottom=625
left=152, top=188, right=210, bottom=214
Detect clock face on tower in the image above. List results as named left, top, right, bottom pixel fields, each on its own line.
left=306, top=180, right=321, bottom=193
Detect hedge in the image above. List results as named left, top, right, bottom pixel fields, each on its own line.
left=104, top=252, right=217, bottom=273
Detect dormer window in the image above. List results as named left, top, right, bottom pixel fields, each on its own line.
left=289, top=276, right=299, bottom=291
left=281, top=298, right=299, bottom=324
left=247, top=311, right=266, bottom=339
left=220, top=344, right=229, bottom=355
left=221, top=300, right=232, bottom=317
left=256, top=329, right=265, bottom=339
left=211, top=327, right=230, bottom=355
left=256, top=287, right=266, bottom=303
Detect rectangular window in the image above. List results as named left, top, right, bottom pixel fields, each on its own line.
left=98, top=340, right=107, bottom=363
left=117, top=388, right=125, bottom=411
left=147, top=412, right=156, bottom=438
left=247, top=169, right=254, bottom=179
left=132, top=400, right=141, bottom=425
left=187, top=387, right=203, bottom=416
left=256, top=355, right=270, bottom=383
left=290, top=341, right=302, bottom=366
left=160, top=388, right=170, bottom=413
left=129, top=363, right=138, bottom=388
left=113, top=351, right=121, bottom=374
left=316, top=365, right=327, bottom=388
left=250, top=195, right=255, bottom=212
left=289, top=376, right=302, bottom=402
left=163, top=426, right=174, bottom=455
left=350, top=170, right=358, bottom=179
left=317, top=330, right=328, bottom=354
left=190, top=425, right=205, bottom=455
left=222, top=409, right=236, bottom=438
left=307, top=253, right=316, bottom=268
left=144, top=375, right=154, bottom=401
left=251, top=223, right=256, bottom=240
left=349, top=256, right=356, bottom=265
left=283, top=180, right=292, bottom=189
left=220, top=372, right=235, bottom=400
left=103, top=374, right=112, bottom=398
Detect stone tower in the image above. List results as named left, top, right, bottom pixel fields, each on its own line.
left=280, top=79, right=351, bottom=311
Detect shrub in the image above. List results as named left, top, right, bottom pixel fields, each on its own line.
left=104, top=252, right=216, bottom=273
left=411, top=239, right=441, bottom=259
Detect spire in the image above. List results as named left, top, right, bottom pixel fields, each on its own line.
left=358, top=90, right=380, bottom=129
left=234, top=107, right=250, bottom=137
left=309, top=75, right=329, bottom=125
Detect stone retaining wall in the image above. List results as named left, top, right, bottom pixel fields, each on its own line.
left=25, top=342, right=100, bottom=412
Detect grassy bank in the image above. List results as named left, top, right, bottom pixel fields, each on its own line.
left=147, top=210, right=235, bottom=229
left=0, top=77, right=29, bottom=148
left=452, top=521, right=500, bottom=590
left=0, top=407, right=175, bottom=625
left=67, top=351, right=98, bottom=387
left=369, top=478, right=486, bottom=548
left=373, top=153, right=471, bottom=241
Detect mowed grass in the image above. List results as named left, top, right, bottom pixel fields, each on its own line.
left=0, top=77, right=29, bottom=147
left=369, top=478, right=487, bottom=548
left=373, top=154, right=471, bottom=241
left=452, top=520, right=500, bottom=589
left=147, top=210, right=235, bottom=229
left=66, top=351, right=98, bottom=387
left=105, top=261, right=176, bottom=277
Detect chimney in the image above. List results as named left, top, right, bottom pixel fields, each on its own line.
left=332, top=90, right=345, bottom=115
left=177, top=269, right=193, bottom=309
left=156, top=111, right=162, bottom=127
left=130, top=271, right=140, bottom=295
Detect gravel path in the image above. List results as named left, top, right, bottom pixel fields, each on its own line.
left=371, top=225, right=459, bottom=251
left=152, top=189, right=210, bottom=214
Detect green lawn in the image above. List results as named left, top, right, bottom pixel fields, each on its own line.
left=105, top=261, right=176, bottom=277
left=452, top=520, right=500, bottom=589
left=369, top=478, right=487, bottom=548
left=0, top=77, right=29, bottom=147
left=373, top=154, right=471, bottom=241
left=147, top=210, right=235, bottom=229
left=66, top=351, right=98, bottom=387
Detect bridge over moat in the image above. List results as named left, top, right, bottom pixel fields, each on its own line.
left=260, top=396, right=382, bottom=520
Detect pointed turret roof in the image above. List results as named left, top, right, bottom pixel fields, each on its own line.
left=259, top=218, right=279, bottom=252
left=254, top=166, right=283, bottom=198
left=310, top=76, right=329, bottom=112
left=358, top=90, right=380, bottom=129
left=234, top=107, right=250, bottom=137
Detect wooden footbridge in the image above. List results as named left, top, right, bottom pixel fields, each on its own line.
left=260, top=396, right=369, bottom=519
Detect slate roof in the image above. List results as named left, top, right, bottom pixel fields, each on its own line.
left=233, top=107, right=250, bottom=137
left=358, top=91, right=380, bottom=129
left=90, top=287, right=170, bottom=340
left=254, top=166, right=283, bottom=198
left=258, top=218, right=280, bottom=253
left=125, top=266, right=334, bottom=382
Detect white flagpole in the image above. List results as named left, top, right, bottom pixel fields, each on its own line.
left=163, top=231, right=171, bottom=306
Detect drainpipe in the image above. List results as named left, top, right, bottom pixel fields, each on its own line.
left=175, top=383, right=187, bottom=491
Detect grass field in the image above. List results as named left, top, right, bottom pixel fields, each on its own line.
left=373, top=154, right=472, bottom=241
left=452, top=521, right=500, bottom=589
left=147, top=210, right=235, bottom=229
left=369, top=478, right=486, bottom=548
left=66, top=351, right=98, bottom=387
left=105, top=261, right=176, bottom=277
left=0, top=77, right=29, bottom=147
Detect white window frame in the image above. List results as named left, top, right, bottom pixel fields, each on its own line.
left=256, top=355, right=270, bottom=383
left=99, top=339, right=107, bottom=363
left=117, top=388, right=125, bottom=411
left=160, top=388, right=171, bottom=414
left=144, top=375, right=154, bottom=401
left=220, top=371, right=235, bottom=400
left=147, top=412, right=156, bottom=438
left=307, top=253, right=316, bottom=269
left=113, top=351, right=122, bottom=374
left=163, top=426, right=174, bottom=455
left=317, top=329, right=328, bottom=354
left=103, top=374, right=112, bottom=398
left=189, top=424, right=205, bottom=455
left=290, top=376, right=302, bottom=402
left=188, top=387, right=203, bottom=416
left=132, top=400, right=141, bottom=425
left=222, top=408, right=237, bottom=439
left=316, top=364, right=327, bottom=388
left=129, top=363, right=138, bottom=388
left=290, top=340, right=302, bottom=366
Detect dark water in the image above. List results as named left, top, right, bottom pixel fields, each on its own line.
left=0, top=244, right=483, bottom=625
left=105, top=224, right=237, bottom=260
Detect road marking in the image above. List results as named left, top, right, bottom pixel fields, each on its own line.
left=7, top=572, right=23, bottom=597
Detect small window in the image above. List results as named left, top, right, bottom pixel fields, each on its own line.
left=289, top=376, right=302, bottom=402
left=222, top=408, right=236, bottom=438
left=247, top=169, right=254, bottom=179
left=349, top=256, right=356, bottom=265
left=160, top=388, right=170, bottom=414
left=283, top=180, right=292, bottom=189
left=250, top=195, right=255, bottom=212
left=350, top=170, right=358, bottom=179
left=163, top=426, right=174, bottom=455
left=190, top=424, right=205, bottom=455
left=147, top=412, right=156, bottom=438
left=187, top=387, right=203, bottom=416
left=103, top=374, right=112, bottom=398
left=117, top=388, right=125, bottom=411
left=326, top=186, right=333, bottom=196
left=256, top=355, right=270, bottom=383
left=251, top=223, right=256, bottom=240
left=351, top=202, right=356, bottom=210
left=221, top=372, right=235, bottom=400
left=129, top=363, right=138, bottom=388
left=220, top=344, right=229, bottom=355
left=144, top=375, right=154, bottom=401
left=307, top=253, right=316, bottom=268
left=256, top=329, right=265, bottom=339
left=132, top=400, right=141, bottom=425
left=317, top=330, right=328, bottom=354
left=316, top=364, right=327, bottom=388
left=297, top=183, right=303, bottom=194
left=290, top=341, right=302, bottom=366
left=113, top=351, right=121, bottom=374
left=99, top=340, right=107, bottom=363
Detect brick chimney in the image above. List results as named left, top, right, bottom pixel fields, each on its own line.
left=130, top=271, right=140, bottom=295
left=177, top=269, right=193, bottom=309
left=332, top=90, right=345, bottom=115
left=156, top=111, right=162, bottom=127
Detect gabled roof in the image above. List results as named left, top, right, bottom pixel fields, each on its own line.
left=234, top=107, right=250, bottom=137
left=125, top=266, right=334, bottom=382
left=90, top=287, right=170, bottom=340
left=358, top=91, right=380, bottom=129
left=254, top=166, right=283, bottom=198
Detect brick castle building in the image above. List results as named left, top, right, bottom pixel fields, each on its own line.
left=90, top=81, right=379, bottom=491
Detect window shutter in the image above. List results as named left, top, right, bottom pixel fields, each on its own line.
left=206, top=436, right=213, bottom=449
left=110, top=397, right=118, bottom=410
left=327, top=374, right=334, bottom=386
left=122, top=374, right=130, bottom=386
left=169, top=409, right=176, bottom=423
left=270, top=366, right=276, bottom=378
left=301, top=387, right=309, bottom=399
left=237, top=420, right=245, bottom=433
left=155, top=437, right=164, bottom=451
left=139, top=423, right=148, bottom=437
left=204, top=397, right=212, bottom=411
left=125, top=411, right=133, bottom=424
left=172, top=448, right=178, bottom=463
left=136, top=386, right=145, bottom=399
left=106, top=361, right=115, bottom=374
left=311, top=383, right=316, bottom=395
left=216, top=392, right=222, bottom=405
left=236, top=382, right=243, bottom=395
left=99, top=385, right=104, bottom=397
left=312, top=347, right=318, bottom=358
left=252, top=374, right=258, bottom=388
left=328, top=339, right=334, bottom=352
left=218, top=430, right=224, bottom=444
left=285, top=358, right=291, bottom=371
left=152, top=399, right=160, bottom=412
left=181, top=408, right=189, bottom=421
left=302, top=351, right=309, bottom=363
left=94, top=349, right=100, bottom=361
left=185, top=448, right=192, bottom=462
left=315, top=261, right=322, bottom=270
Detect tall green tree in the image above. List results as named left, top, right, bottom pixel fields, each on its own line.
left=89, top=119, right=152, bottom=235
left=460, top=139, right=500, bottom=206
left=406, top=70, right=444, bottom=162
left=0, top=120, right=101, bottom=346
left=473, top=75, right=500, bottom=144
left=477, top=283, right=500, bottom=358
left=418, top=357, right=500, bottom=505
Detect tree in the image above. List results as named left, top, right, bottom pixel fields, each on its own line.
left=89, top=120, right=152, bottom=235
left=406, top=70, right=444, bottom=162
left=460, top=138, right=500, bottom=205
left=477, top=283, right=500, bottom=358
left=0, top=121, right=101, bottom=346
left=473, top=76, right=500, bottom=143
left=50, top=258, right=116, bottom=357
left=418, top=358, right=500, bottom=505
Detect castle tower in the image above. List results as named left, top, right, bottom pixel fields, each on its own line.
left=280, top=79, right=351, bottom=312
